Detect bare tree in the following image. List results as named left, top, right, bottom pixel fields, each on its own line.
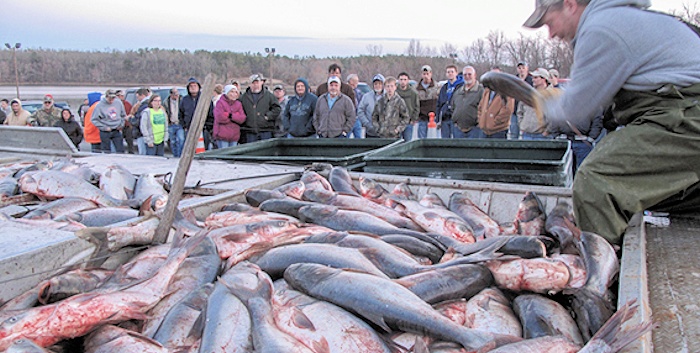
left=366, top=44, right=383, bottom=57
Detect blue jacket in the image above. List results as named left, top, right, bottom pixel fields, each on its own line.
left=283, top=78, right=318, bottom=137
left=436, top=75, right=464, bottom=122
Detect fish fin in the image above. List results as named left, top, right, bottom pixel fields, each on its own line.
left=188, top=310, right=207, bottom=341
left=311, top=337, right=331, bottom=353
left=356, top=308, right=392, bottom=332
left=291, top=307, right=316, bottom=331
left=74, top=227, right=112, bottom=267
left=412, top=336, right=430, bottom=353
left=138, top=195, right=154, bottom=216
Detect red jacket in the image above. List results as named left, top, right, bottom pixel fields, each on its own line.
left=213, top=95, right=246, bottom=142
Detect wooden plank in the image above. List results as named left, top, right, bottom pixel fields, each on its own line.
left=0, top=126, right=78, bottom=154
left=153, top=74, right=217, bottom=244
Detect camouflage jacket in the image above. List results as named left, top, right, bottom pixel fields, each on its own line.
left=28, top=107, right=63, bottom=127
left=371, top=93, right=409, bottom=138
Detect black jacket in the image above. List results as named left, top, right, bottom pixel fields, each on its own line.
left=54, top=118, right=83, bottom=147
left=240, top=87, right=281, bottom=134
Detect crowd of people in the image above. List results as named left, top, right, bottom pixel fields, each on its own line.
left=0, top=62, right=601, bottom=168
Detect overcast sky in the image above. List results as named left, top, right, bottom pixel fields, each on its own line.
left=1, top=0, right=693, bottom=58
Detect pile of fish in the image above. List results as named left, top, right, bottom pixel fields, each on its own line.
left=0, top=165, right=652, bottom=352
left=0, top=158, right=174, bottom=235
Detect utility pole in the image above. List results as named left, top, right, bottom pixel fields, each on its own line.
left=265, top=47, right=276, bottom=85
left=5, top=43, right=21, bottom=99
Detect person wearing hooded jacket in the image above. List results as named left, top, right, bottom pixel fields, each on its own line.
left=282, top=78, right=318, bottom=138
left=525, top=0, right=700, bottom=245
left=436, top=65, right=465, bottom=138
left=240, top=73, right=281, bottom=143
left=3, top=99, right=30, bottom=126
left=179, top=77, right=215, bottom=149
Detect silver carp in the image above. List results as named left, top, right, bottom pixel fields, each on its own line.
left=512, top=294, right=584, bottom=346
left=19, top=170, right=123, bottom=207
left=328, top=166, right=360, bottom=196
left=284, top=263, right=520, bottom=352
left=22, top=197, right=97, bottom=220
left=152, top=283, right=214, bottom=349
left=133, top=173, right=168, bottom=209
left=448, top=192, right=503, bottom=240
left=99, top=164, right=137, bottom=201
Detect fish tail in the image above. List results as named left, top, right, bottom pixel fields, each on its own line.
left=586, top=300, right=654, bottom=352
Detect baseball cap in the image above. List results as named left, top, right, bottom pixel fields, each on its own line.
left=523, top=0, right=562, bottom=28
left=249, top=73, right=266, bottom=82
left=531, top=68, right=551, bottom=81
left=223, top=84, right=237, bottom=95
left=328, top=76, right=341, bottom=85
left=43, top=94, right=54, bottom=102
left=517, top=61, right=528, bottom=67
left=273, top=84, right=284, bottom=91
left=105, top=89, right=117, bottom=98
left=548, top=69, right=560, bottom=78
left=372, top=74, right=386, bottom=83
left=421, top=65, right=432, bottom=72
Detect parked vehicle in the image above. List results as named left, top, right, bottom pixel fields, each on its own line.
left=124, top=86, right=187, bottom=106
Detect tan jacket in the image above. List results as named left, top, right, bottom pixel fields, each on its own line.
left=4, top=110, right=30, bottom=126
left=477, top=88, right=514, bottom=135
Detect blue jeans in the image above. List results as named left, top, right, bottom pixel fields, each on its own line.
left=509, top=113, right=520, bottom=139
left=136, top=136, right=147, bottom=155
left=571, top=140, right=593, bottom=175
left=99, top=130, right=125, bottom=154
left=168, top=124, right=185, bottom=157
left=521, top=132, right=552, bottom=140
left=146, top=142, right=165, bottom=156
left=402, top=123, right=414, bottom=141
left=474, top=130, right=507, bottom=139
left=246, top=131, right=273, bottom=143
left=217, top=140, right=238, bottom=148
left=417, top=120, right=428, bottom=138
left=440, top=120, right=453, bottom=138
left=351, top=119, right=363, bottom=138
left=452, top=126, right=483, bottom=138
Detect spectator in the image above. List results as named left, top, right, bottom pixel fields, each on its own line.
left=241, top=73, right=280, bottom=143
left=357, top=74, right=385, bottom=138
left=213, top=84, right=246, bottom=148
left=92, top=89, right=126, bottom=154
left=416, top=65, right=440, bottom=138
left=4, top=98, right=30, bottom=126
left=372, top=76, right=410, bottom=139
left=518, top=68, right=553, bottom=140
left=315, top=63, right=356, bottom=105
left=313, top=76, right=356, bottom=138
left=54, top=108, right=83, bottom=149
left=83, top=93, right=102, bottom=153
left=283, top=78, right=317, bottom=138
left=549, top=69, right=563, bottom=88
left=510, top=61, right=534, bottom=139
left=77, top=98, right=90, bottom=124
left=179, top=77, right=202, bottom=141
left=116, top=90, right=135, bottom=154
left=164, top=87, right=184, bottom=157
left=0, top=105, right=5, bottom=125
left=436, top=65, right=464, bottom=138
left=140, top=94, right=169, bottom=156
left=346, top=73, right=364, bottom=138
left=131, top=87, right=151, bottom=155
left=212, top=84, right=224, bottom=106
left=273, top=84, right=288, bottom=137
left=451, top=65, right=485, bottom=138
left=0, top=99, right=10, bottom=117
left=477, top=67, right=515, bottom=139
left=28, top=94, right=62, bottom=127
left=396, top=72, right=420, bottom=140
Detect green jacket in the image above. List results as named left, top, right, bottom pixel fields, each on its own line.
left=397, top=85, right=420, bottom=124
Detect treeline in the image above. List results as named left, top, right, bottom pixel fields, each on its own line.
left=0, top=30, right=579, bottom=88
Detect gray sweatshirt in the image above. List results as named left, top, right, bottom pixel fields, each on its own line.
left=546, top=0, right=700, bottom=131
left=91, top=97, right=126, bottom=131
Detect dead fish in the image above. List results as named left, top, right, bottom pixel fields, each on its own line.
left=392, top=183, right=415, bottom=200
left=328, top=166, right=360, bottom=196
left=545, top=202, right=579, bottom=250
left=463, top=288, right=522, bottom=337
left=283, top=263, right=520, bottom=352
left=576, top=231, right=619, bottom=303
left=395, top=264, right=493, bottom=304
left=19, top=170, right=124, bottom=207
left=395, top=199, right=476, bottom=244
left=207, top=220, right=300, bottom=260
left=0, top=177, right=19, bottom=199
left=379, top=234, right=445, bottom=264
left=152, top=283, right=214, bottom=350
left=275, top=180, right=306, bottom=200
left=259, top=197, right=318, bottom=219
left=37, top=268, right=114, bottom=305
left=84, top=325, right=168, bottom=353
left=204, top=209, right=299, bottom=228
left=55, top=207, right=139, bottom=227
left=133, top=173, right=168, bottom=209
left=245, top=188, right=286, bottom=207
left=22, top=197, right=97, bottom=220
left=513, top=294, right=584, bottom=347
left=4, top=338, right=53, bottom=353
left=300, top=171, right=333, bottom=192
left=358, top=176, right=397, bottom=208
left=448, top=192, right=503, bottom=240
left=480, top=71, right=541, bottom=112
left=509, top=191, right=546, bottom=236
left=99, top=164, right=137, bottom=201
left=419, top=192, right=447, bottom=209
left=486, top=257, right=570, bottom=295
